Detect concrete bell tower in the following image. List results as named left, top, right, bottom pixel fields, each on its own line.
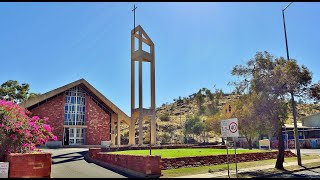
left=129, top=25, right=156, bottom=146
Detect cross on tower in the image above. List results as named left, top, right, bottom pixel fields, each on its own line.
left=132, top=4, right=137, bottom=34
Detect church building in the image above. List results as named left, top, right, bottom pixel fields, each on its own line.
left=20, top=78, right=130, bottom=147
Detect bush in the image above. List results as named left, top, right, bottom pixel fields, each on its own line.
left=184, top=137, right=197, bottom=144
left=158, top=132, right=171, bottom=144
left=159, top=113, right=170, bottom=122
left=0, top=100, right=57, bottom=161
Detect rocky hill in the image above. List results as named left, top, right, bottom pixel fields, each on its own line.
left=154, top=91, right=320, bottom=144
left=120, top=90, right=319, bottom=145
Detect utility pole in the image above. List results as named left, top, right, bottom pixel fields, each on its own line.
left=282, top=2, right=301, bottom=166
left=180, top=101, right=183, bottom=144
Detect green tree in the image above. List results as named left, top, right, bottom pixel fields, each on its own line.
left=158, top=132, right=171, bottom=144
left=193, top=120, right=205, bottom=142
left=195, top=90, right=205, bottom=115
left=177, top=96, right=183, bottom=104
left=204, top=86, right=220, bottom=116
left=207, top=113, right=223, bottom=137
left=267, top=56, right=312, bottom=167
left=231, top=93, right=259, bottom=150
left=231, top=51, right=309, bottom=169
left=28, top=92, right=41, bottom=100
left=310, top=81, right=320, bottom=101
left=184, top=115, right=211, bottom=143
left=184, top=115, right=199, bottom=142
left=205, top=89, right=214, bottom=101
left=0, top=80, right=29, bottom=103
left=0, top=80, right=40, bottom=103
left=234, top=92, right=287, bottom=150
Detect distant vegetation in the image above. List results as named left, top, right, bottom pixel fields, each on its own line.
left=0, top=80, right=41, bottom=103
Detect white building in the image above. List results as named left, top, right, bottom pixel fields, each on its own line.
left=301, top=112, right=320, bottom=127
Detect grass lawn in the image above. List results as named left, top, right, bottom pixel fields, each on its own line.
left=223, top=156, right=320, bottom=178
left=161, top=154, right=320, bottom=178
left=107, top=148, right=271, bottom=158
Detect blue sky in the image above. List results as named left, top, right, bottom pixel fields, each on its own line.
left=0, top=2, right=319, bottom=115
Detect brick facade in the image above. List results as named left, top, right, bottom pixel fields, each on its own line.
left=85, top=95, right=111, bottom=145
left=29, top=90, right=111, bottom=145
left=30, top=94, right=65, bottom=141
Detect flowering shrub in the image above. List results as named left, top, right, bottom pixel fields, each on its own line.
left=0, top=100, right=57, bottom=161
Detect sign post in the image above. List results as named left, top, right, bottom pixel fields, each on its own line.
left=234, top=137, right=238, bottom=178
left=225, top=137, right=230, bottom=178
left=221, top=118, right=239, bottom=178
left=0, top=162, right=9, bottom=178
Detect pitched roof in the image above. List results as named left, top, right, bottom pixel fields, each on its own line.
left=300, top=112, right=320, bottom=121
left=19, top=78, right=130, bottom=123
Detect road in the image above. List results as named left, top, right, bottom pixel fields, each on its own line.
left=41, top=148, right=319, bottom=178
left=268, top=166, right=320, bottom=178
left=42, top=148, right=126, bottom=178
left=291, top=148, right=320, bottom=155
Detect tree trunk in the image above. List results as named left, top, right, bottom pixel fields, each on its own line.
left=290, top=92, right=302, bottom=166
left=248, top=138, right=252, bottom=150
left=245, top=136, right=252, bottom=150
left=275, top=124, right=285, bottom=169
left=203, top=132, right=205, bottom=143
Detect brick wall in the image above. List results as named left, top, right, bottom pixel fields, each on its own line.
left=8, top=153, right=52, bottom=178
left=29, top=92, right=112, bottom=145
left=88, top=148, right=161, bottom=177
left=89, top=148, right=295, bottom=174
left=161, top=151, right=296, bottom=170
left=101, top=144, right=226, bottom=152
left=85, top=95, right=111, bottom=145
left=30, top=94, right=64, bottom=141
left=89, top=148, right=101, bottom=159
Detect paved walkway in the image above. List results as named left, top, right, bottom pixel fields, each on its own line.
left=42, top=148, right=126, bottom=178
left=175, top=158, right=320, bottom=178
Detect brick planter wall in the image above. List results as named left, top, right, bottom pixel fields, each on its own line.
left=88, top=148, right=161, bottom=178
left=160, top=151, right=296, bottom=170
left=101, top=144, right=226, bottom=153
left=7, top=153, right=52, bottom=178
left=89, top=148, right=102, bottom=159
left=90, top=148, right=296, bottom=173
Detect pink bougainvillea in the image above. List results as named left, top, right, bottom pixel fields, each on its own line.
left=43, top=124, right=51, bottom=132
left=0, top=99, right=57, bottom=161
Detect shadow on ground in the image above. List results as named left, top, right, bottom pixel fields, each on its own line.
left=51, top=150, right=133, bottom=178
left=52, top=151, right=87, bottom=165
left=238, top=165, right=320, bottom=178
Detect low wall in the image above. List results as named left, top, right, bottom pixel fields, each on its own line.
left=89, top=148, right=296, bottom=173
left=101, top=144, right=226, bottom=152
left=7, top=153, right=52, bottom=178
left=88, top=148, right=161, bottom=178
left=161, top=151, right=296, bottom=170
left=89, top=148, right=101, bottom=159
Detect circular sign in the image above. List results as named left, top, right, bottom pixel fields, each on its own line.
left=229, top=122, right=238, bottom=133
